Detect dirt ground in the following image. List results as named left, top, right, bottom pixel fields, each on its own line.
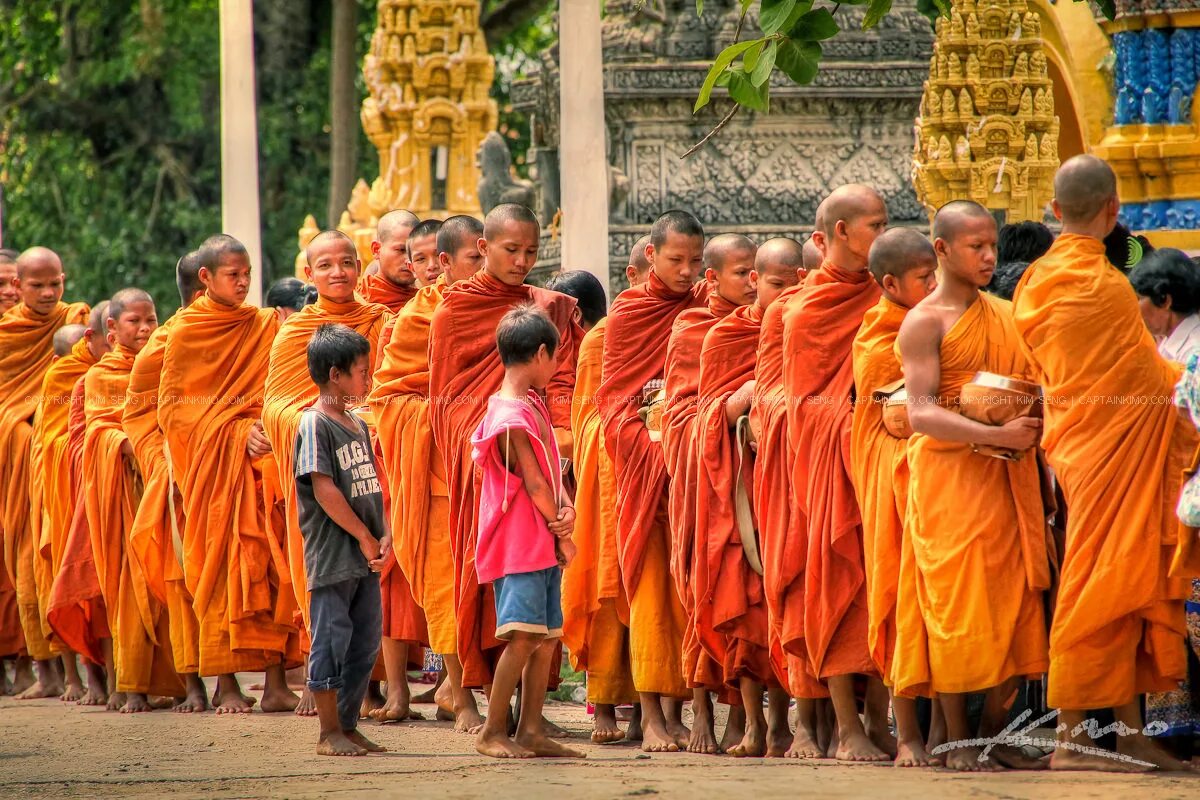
left=3, top=681, right=1199, bottom=799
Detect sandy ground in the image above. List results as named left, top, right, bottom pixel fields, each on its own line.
left=3, top=682, right=1200, bottom=799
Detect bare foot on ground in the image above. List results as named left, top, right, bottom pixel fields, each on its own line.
left=516, top=732, right=587, bottom=758
left=894, top=738, right=942, bottom=767
left=345, top=729, right=387, bottom=752
left=120, top=693, right=154, bottom=713
left=260, top=686, right=300, bottom=713
left=317, top=731, right=366, bottom=757
left=835, top=729, right=891, bottom=763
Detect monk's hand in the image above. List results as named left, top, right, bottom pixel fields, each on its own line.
left=993, top=416, right=1042, bottom=452
left=359, top=534, right=383, bottom=569
left=119, top=439, right=135, bottom=461
left=725, top=380, right=756, bottom=425
left=549, top=505, right=576, bottom=538
left=246, top=421, right=273, bottom=458
left=368, top=534, right=391, bottom=573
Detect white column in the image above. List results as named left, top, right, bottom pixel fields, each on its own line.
left=219, top=0, right=264, bottom=307
left=558, top=0, right=611, bottom=297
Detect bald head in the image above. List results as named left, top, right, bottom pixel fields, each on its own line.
left=932, top=200, right=995, bottom=243
left=437, top=215, right=484, bottom=256
left=1054, top=154, right=1118, bottom=227
left=483, top=203, right=540, bottom=241
left=802, top=237, right=824, bottom=270
left=704, top=234, right=757, bottom=272
left=651, top=210, right=704, bottom=250
left=16, top=246, right=63, bottom=280
left=376, top=209, right=419, bottom=245
left=627, top=234, right=652, bottom=287
left=756, top=237, right=805, bottom=273
left=88, top=301, right=110, bottom=334
left=17, top=247, right=66, bottom=315
left=306, top=229, right=357, bottom=267
left=868, top=228, right=937, bottom=284
left=109, top=288, right=155, bottom=322
left=53, top=324, right=86, bottom=357
left=822, top=185, right=887, bottom=238
left=176, top=250, right=203, bottom=308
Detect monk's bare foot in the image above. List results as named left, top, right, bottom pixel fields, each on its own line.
left=173, top=688, right=209, bottom=713
left=434, top=677, right=455, bottom=715
left=727, top=726, right=767, bottom=758
left=345, top=728, right=387, bottom=752
left=260, top=686, right=300, bottom=713
left=1050, top=746, right=1152, bottom=773
left=591, top=705, right=625, bottom=744
left=665, top=718, right=691, bottom=750
left=454, top=707, right=485, bottom=734
left=767, top=721, right=793, bottom=757
left=785, top=725, right=825, bottom=759
left=9, top=660, right=35, bottom=696
left=60, top=675, right=86, bottom=703
left=106, top=691, right=128, bottom=711
left=516, top=732, right=587, bottom=758
left=543, top=715, right=572, bottom=739
left=835, top=729, right=890, bottom=763
left=79, top=684, right=108, bottom=706
left=990, top=743, right=1047, bottom=770
left=894, top=738, right=942, bottom=767
left=295, top=687, right=317, bottom=717
left=120, top=693, right=154, bottom=713
left=1116, top=733, right=1194, bottom=772
left=285, top=666, right=305, bottom=690
left=944, top=745, right=1003, bottom=772
left=412, top=684, right=437, bottom=704
left=15, top=678, right=61, bottom=700
left=213, top=688, right=255, bottom=714
left=641, top=718, right=680, bottom=753
left=360, top=682, right=386, bottom=719
left=867, top=722, right=898, bottom=759
left=687, top=717, right=719, bottom=755
left=628, top=705, right=643, bottom=742
left=477, top=730, right=534, bottom=759
left=149, top=695, right=176, bottom=709
left=317, top=731, right=366, bottom=757
left=719, top=709, right=746, bottom=754
left=369, top=693, right=421, bottom=723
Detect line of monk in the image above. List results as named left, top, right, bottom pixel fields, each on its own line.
left=4, top=156, right=1200, bottom=773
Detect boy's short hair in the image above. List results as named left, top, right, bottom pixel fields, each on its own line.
left=307, top=323, right=371, bottom=384
left=496, top=303, right=559, bottom=367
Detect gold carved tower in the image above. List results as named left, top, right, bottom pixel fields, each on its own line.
left=912, top=0, right=1059, bottom=223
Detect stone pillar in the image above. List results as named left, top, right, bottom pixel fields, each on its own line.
left=558, top=0, right=611, bottom=296
left=219, top=0, right=264, bottom=307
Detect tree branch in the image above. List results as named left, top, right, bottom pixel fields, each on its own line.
left=681, top=104, right=741, bottom=158
left=480, top=0, right=554, bottom=47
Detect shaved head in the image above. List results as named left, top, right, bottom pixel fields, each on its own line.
left=483, top=203, right=540, bottom=241
left=802, top=238, right=824, bottom=270
left=814, top=198, right=828, bottom=233
left=822, top=185, right=886, bottom=238
left=176, top=250, right=202, bottom=307
left=306, top=229, right=357, bottom=266
left=17, top=247, right=66, bottom=315
left=1054, top=155, right=1118, bottom=226
left=628, top=234, right=652, bottom=284
left=109, top=288, right=155, bottom=322
left=704, top=234, right=757, bottom=272
left=53, top=324, right=86, bottom=357
left=932, top=200, right=995, bottom=243
left=869, top=228, right=936, bottom=284
left=651, top=210, right=704, bottom=250
left=377, top=209, right=419, bottom=244
left=407, top=219, right=442, bottom=258
left=756, top=237, right=805, bottom=273
left=16, top=246, right=63, bottom=279
left=88, top=301, right=111, bottom=333
left=437, top=215, right=484, bottom=256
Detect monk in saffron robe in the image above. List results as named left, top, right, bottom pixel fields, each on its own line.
left=159, top=234, right=301, bottom=713
left=0, top=250, right=19, bottom=315
left=428, top=204, right=581, bottom=695
left=555, top=252, right=646, bottom=745
left=373, top=219, right=443, bottom=373
left=701, top=238, right=802, bottom=758
left=663, top=234, right=757, bottom=753
left=849, top=229, right=941, bottom=767
left=779, top=185, right=893, bottom=761
left=1, top=247, right=88, bottom=699
left=123, top=253, right=208, bottom=713
left=1013, top=155, right=1200, bottom=772
left=370, top=215, right=486, bottom=730
left=359, top=209, right=419, bottom=311
left=599, top=211, right=709, bottom=752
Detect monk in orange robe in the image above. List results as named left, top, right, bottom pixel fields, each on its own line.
left=779, top=185, right=894, bottom=762
left=373, top=218, right=443, bottom=373
left=428, top=204, right=582, bottom=696
left=0, top=247, right=88, bottom=699
left=662, top=234, right=756, bottom=753
left=359, top=209, right=419, bottom=311
left=0, top=250, right=19, bottom=315
left=698, top=238, right=802, bottom=758
left=598, top=211, right=709, bottom=752
left=897, top=202, right=1050, bottom=771
left=370, top=215, right=486, bottom=730
left=159, top=234, right=301, bottom=713
left=1013, top=155, right=1200, bottom=772
left=849, top=229, right=940, bottom=767
left=122, top=253, right=208, bottom=713
left=556, top=244, right=649, bottom=745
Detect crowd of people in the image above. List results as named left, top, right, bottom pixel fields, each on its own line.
left=2, top=153, right=1200, bottom=771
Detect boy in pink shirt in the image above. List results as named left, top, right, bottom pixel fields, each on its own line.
left=470, top=304, right=583, bottom=760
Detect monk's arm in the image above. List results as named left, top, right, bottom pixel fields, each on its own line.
left=725, top=379, right=756, bottom=425
left=899, top=310, right=1039, bottom=449
left=503, top=427, right=562, bottom=527
left=310, top=472, right=383, bottom=566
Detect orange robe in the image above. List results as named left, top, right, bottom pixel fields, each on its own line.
left=695, top=302, right=774, bottom=687
left=84, top=346, right=185, bottom=697
left=598, top=273, right=707, bottom=697
left=358, top=273, right=417, bottom=313
left=428, top=271, right=582, bottom=687
left=0, top=300, right=88, bottom=658
left=124, top=321, right=201, bottom=675
left=1013, top=233, right=1200, bottom=709
left=849, top=297, right=928, bottom=688
left=369, top=279, right=458, bottom=655
left=663, top=293, right=738, bottom=695
left=894, top=294, right=1049, bottom=697
left=159, top=295, right=300, bottom=676
left=779, top=261, right=879, bottom=684
left=562, top=318, right=636, bottom=705
left=30, top=338, right=99, bottom=646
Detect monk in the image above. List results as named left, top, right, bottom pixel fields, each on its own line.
left=663, top=234, right=757, bottom=753
left=123, top=253, right=209, bottom=713
left=0, top=247, right=88, bottom=699
left=558, top=241, right=649, bottom=745
left=360, top=209, right=419, bottom=310
left=266, top=277, right=310, bottom=323
left=158, top=234, right=301, bottom=713
left=427, top=205, right=581, bottom=728
left=0, top=249, right=19, bottom=314
left=779, top=185, right=893, bottom=762
left=694, top=237, right=803, bottom=758
left=370, top=214, right=486, bottom=731
left=849, top=229, right=941, bottom=767
left=407, top=218, right=443, bottom=287
left=1013, top=155, right=1200, bottom=772
left=599, top=211, right=709, bottom=752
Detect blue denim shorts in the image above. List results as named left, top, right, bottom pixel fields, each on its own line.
left=493, top=566, right=563, bottom=640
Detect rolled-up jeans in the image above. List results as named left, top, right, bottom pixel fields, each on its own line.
left=306, top=573, right=383, bottom=732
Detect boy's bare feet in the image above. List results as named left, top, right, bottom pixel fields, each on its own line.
left=295, top=687, right=317, bottom=717
left=477, top=730, right=534, bottom=759
left=105, top=691, right=127, bottom=711
left=260, top=686, right=300, bottom=713
left=894, top=738, right=942, bottom=767
left=835, top=729, right=890, bottom=763
left=944, top=745, right=1003, bottom=772
left=1050, top=747, right=1151, bottom=773
left=542, top=715, right=571, bottom=739
left=664, top=718, right=691, bottom=750
left=120, top=692, right=155, bottom=713
left=516, top=732, right=587, bottom=758
left=1116, top=733, right=1193, bottom=772
left=345, top=729, right=387, bottom=752
left=360, top=681, right=386, bottom=719
left=173, top=674, right=208, bottom=713
left=591, top=704, right=625, bottom=744
left=640, top=716, right=680, bottom=753
left=15, top=663, right=63, bottom=699
left=213, top=676, right=255, bottom=714
left=9, top=658, right=35, bottom=696
left=718, top=707, right=746, bottom=754
left=317, top=731, right=367, bottom=757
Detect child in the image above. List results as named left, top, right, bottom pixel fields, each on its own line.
left=294, top=323, right=390, bottom=756
left=470, top=304, right=584, bottom=760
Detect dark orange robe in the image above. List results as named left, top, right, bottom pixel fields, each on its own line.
left=779, top=261, right=879, bottom=685
left=358, top=272, right=418, bottom=313
left=428, top=270, right=581, bottom=687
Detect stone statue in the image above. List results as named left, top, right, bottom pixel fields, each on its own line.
left=965, top=13, right=979, bottom=40
left=606, top=126, right=631, bottom=222
left=944, top=89, right=957, bottom=116
left=949, top=53, right=962, bottom=78
left=1013, top=52, right=1028, bottom=79
left=1031, top=51, right=1047, bottom=78
left=951, top=11, right=965, bottom=39
left=1040, top=126, right=1058, bottom=160
left=959, top=88, right=974, bottom=117
left=295, top=214, right=320, bottom=278
left=937, top=52, right=948, bottom=78
left=1025, top=133, right=1038, bottom=160
left=1023, top=12, right=1040, bottom=38
left=927, top=87, right=942, bottom=117
left=1019, top=88, right=1033, bottom=117
left=938, top=135, right=953, bottom=161
left=967, top=53, right=981, bottom=80
left=477, top=131, right=537, bottom=214
left=602, top=0, right=667, bottom=61
left=955, top=136, right=970, bottom=164
left=1035, top=88, right=1050, bottom=117
left=1008, top=11, right=1021, bottom=37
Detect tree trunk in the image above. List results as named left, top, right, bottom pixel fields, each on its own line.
left=327, top=0, right=357, bottom=228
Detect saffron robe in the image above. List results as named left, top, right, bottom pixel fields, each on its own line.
left=1013, top=233, right=1200, bottom=709
left=159, top=295, right=300, bottom=676
left=779, top=261, right=879, bottom=684
left=358, top=271, right=417, bottom=313
left=0, top=300, right=88, bottom=657
left=598, top=273, right=707, bottom=696
left=428, top=271, right=581, bottom=687
left=562, top=318, right=636, bottom=705
left=895, top=294, right=1049, bottom=697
